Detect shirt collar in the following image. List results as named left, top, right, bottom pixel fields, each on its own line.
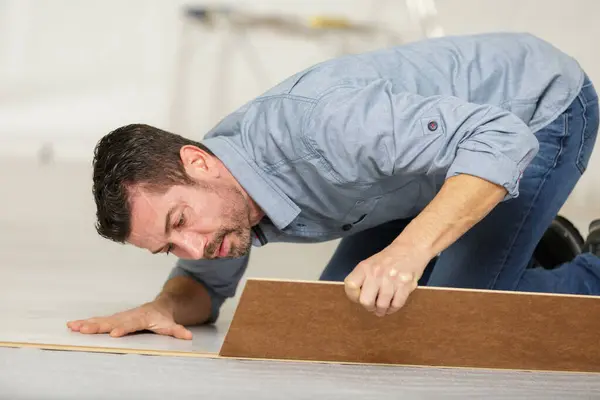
left=201, top=136, right=301, bottom=230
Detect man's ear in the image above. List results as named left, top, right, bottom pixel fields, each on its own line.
left=180, top=145, right=217, bottom=178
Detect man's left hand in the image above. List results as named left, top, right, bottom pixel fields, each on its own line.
left=343, top=243, right=431, bottom=317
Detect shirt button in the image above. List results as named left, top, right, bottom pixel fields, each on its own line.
left=427, top=120, right=438, bottom=131
left=342, top=224, right=352, bottom=231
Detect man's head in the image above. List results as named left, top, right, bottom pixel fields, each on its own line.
left=92, top=124, right=261, bottom=260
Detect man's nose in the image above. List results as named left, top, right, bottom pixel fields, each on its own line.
left=174, top=233, right=205, bottom=260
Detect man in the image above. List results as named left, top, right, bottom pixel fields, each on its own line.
left=68, top=32, right=600, bottom=340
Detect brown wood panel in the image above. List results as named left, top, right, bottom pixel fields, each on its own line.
left=219, top=279, right=600, bottom=373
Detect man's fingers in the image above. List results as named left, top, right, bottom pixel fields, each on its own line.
left=66, top=320, right=82, bottom=331
left=375, top=276, right=395, bottom=317
left=171, top=324, right=193, bottom=340
left=345, top=263, right=418, bottom=315
left=95, top=321, right=114, bottom=334
left=78, top=322, right=101, bottom=334
left=67, top=318, right=99, bottom=331
left=109, top=327, right=127, bottom=338
left=387, top=291, right=407, bottom=314
left=153, top=323, right=193, bottom=340
left=344, top=283, right=361, bottom=303
left=109, top=323, right=137, bottom=338
left=344, top=265, right=366, bottom=303
left=67, top=303, right=182, bottom=338
left=111, top=316, right=148, bottom=338
left=388, top=278, right=418, bottom=314
left=358, top=274, right=379, bottom=312
left=68, top=317, right=114, bottom=334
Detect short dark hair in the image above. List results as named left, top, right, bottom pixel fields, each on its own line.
left=92, top=123, right=213, bottom=243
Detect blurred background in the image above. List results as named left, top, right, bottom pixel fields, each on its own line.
left=1, top=0, right=600, bottom=340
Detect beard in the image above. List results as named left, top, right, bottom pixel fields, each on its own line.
left=204, top=226, right=252, bottom=259
left=203, top=183, right=254, bottom=259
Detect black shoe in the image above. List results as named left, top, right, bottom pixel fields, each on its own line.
left=583, top=219, right=600, bottom=257
left=532, top=215, right=584, bottom=269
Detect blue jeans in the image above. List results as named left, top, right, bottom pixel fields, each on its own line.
left=320, top=74, right=600, bottom=295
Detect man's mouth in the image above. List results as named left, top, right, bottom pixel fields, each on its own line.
left=217, top=235, right=229, bottom=258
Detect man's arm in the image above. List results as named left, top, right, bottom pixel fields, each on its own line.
left=67, top=254, right=250, bottom=338
left=168, top=255, right=251, bottom=323
left=306, top=79, right=539, bottom=315
left=392, top=173, right=507, bottom=259
left=154, top=275, right=213, bottom=327
left=345, top=174, right=507, bottom=317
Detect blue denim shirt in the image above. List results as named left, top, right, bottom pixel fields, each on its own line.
left=169, top=32, right=585, bottom=322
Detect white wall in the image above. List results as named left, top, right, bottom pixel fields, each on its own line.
left=0, top=0, right=598, bottom=219
left=0, top=0, right=415, bottom=158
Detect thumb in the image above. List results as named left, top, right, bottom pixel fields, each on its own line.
left=344, top=265, right=366, bottom=303
left=170, top=324, right=193, bottom=340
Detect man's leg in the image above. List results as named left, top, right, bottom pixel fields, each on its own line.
left=428, top=74, right=600, bottom=294
left=319, top=218, right=436, bottom=285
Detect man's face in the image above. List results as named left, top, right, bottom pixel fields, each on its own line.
left=125, top=147, right=254, bottom=260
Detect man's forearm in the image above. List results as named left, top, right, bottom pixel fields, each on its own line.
left=393, top=174, right=507, bottom=259
left=154, top=275, right=212, bottom=326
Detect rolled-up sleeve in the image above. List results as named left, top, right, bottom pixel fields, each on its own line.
left=305, top=79, right=539, bottom=199
left=167, top=254, right=250, bottom=323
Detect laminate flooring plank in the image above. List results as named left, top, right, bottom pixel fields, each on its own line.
left=221, top=279, right=600, bottom=373
left=1, top=347, right=599, bottom=400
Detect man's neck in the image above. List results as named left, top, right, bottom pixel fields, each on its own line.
left=214, top=156, right=265, bottom=226
left=248, top=197, right=265, bottom=226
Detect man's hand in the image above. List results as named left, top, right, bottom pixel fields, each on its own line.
left=344, top=243, right=431, bottom=317
left=66, top=300, right=193, bottom=340
left=344, top=174, right=507, bottom=316
left=66, top=276, right=212, bottom=340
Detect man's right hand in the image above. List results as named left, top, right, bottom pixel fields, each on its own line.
left=66, top=300, right=193, bottom=340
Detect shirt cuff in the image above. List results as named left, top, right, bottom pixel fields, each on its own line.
left=445, top=148, right=523, bottom=200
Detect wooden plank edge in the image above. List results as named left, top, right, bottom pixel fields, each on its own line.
left=216, top=354, right=600, bottom=375
left=245, top=277, right=600, bottom=300
left=3, top=340, right=599, bottom=375
left=0, top=341, right=217, bottom=359
left=4, top=340, right=598, bottom=376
